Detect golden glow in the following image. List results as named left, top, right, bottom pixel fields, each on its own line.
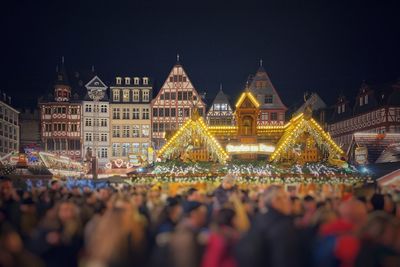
left=235, top=92, right=260, bottom=108
left=157, top=116, right=229, bottom=163
left=226, top=143, right=275, bottom=154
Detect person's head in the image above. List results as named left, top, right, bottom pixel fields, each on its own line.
left=0, top=177, right=13, bottom=200
left=338, top=199, right=368, bottom=229
left=370, top=193, right=385, bottom=211
left=262, top=185, right=291, bottom=215
left=215, top=208, right=235, bottom=228
left=303, top=195, right=317, bottom=213
left=358, top=211, right=393, bottom=246
left=183, top=201, right=207, bottom=228
left=222, top=174, right=236, bottom=190
left=187, top=188, right=200, bottom=202
left=57, top=201, right=79, bottom=224
left=50, top=180, right=61, bottom=191
left=165, top=197, right=183, bottom=223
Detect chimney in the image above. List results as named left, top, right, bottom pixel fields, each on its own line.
left=8, top=96, right=11, bottom=105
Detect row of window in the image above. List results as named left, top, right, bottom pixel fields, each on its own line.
left=44, top=123, right=79, bottom=132
left=85, top=118, right=108, bottom=127
left=85, top=147, right=109, bottom=158
left=0, top=106, right=19, bottom=125
left=152, top=122, right=180, bottom=133
left=211, top=103, right=230, bottom=111
left=259, top=112, right=283, bottom=121
left=0, top=139, right=18, bottom=152
left=0, top=123, right=18, bottom=140
left=169, top=75, right=187, bottom=83
left=153, top=108, right=203, bottom=117
left=159, top=91, right=197, bottom=101
left=45, top=139, right=81, bottom=150
left=44, top=106, right=79, bottom=115
left=112, top=142, right=149, bottom=157
left=112, top=108, right=150, bottom=120
left=112, top=89, right=150, bottom=102
left=112, top=125, right=150, bottom=138
left=116, top=77, right=149, bottom=85
left=84, top=104, right=108, bottom=113
left=331, top=110, right=386, bottom=131
left=85, top=133, right=108, bottom=142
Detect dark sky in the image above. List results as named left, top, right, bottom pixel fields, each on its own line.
left=2, top=0, right=400, bottom=109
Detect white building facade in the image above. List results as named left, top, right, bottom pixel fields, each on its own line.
left=0, top=94, right=19, bottom=157
left=81, top=76, right=110, bottom=168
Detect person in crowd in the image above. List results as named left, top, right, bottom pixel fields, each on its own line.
left=201, top=208, right=239, bottom=267
left=169, top=201, right=208, bottom=267
left=371, top=193, right=385, bottom=211
left=214, top=174, right=238, bottom=209
left=296, top=195, right=317, bottom=228
left=313, top=199, right=368, bottom=267
left=237, top=185, right=301, bottom=267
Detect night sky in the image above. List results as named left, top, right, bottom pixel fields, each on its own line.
left=2, top=0, right=400, bottom=110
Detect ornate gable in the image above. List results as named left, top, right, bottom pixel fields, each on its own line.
left=158, top=116, right=228, bottom=163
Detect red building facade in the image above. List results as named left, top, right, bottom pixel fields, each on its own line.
left=39, top=62, right=82, bottom=161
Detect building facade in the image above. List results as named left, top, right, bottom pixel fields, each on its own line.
left=81, top=75, right=109, bottom=168
left=206, top=86, right=234, bottom=126
left=0, top=93, right=19, bottom=157
left=39, top=63, right=82, bottom=161
left=19, top=108, right=41, bottom=151
left=151, top=60, right=206, bottom=149
left=328, top=80, right=400, bottom=150
left=109, top=75, right=153, bottom=165
left=248, top=63, right=287, bottom=125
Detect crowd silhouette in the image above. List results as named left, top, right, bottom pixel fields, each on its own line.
left=1, top=175, right=400, bottom=267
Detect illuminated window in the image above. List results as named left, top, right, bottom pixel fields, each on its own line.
left=132, top=143, right=140, bottom=154
left=143, top=77, right=149, bottom=85
left=133, top=90, right=139, bottom=102
left=132, top=108, right=140, bottom=119
left=122, top=125, right=130, bottom=137
left=271, top=112, right=277, bottom=121
left=116, top=77, right=122, bottom=85
left=143, top=90, right=150, bottom=102
left=112, top=143, right=120, bottom=157
left=122, top=108, right=130, bottom=119
left=132, top=125, right=140, bottom=137
left=112, top=108, right=120, bottom=119
left=112, top=126, right=120, bottom=137
left=141, top=125, right=150, bottom=137
left=123, top=90, right=130, bottom=102
left=142, top=108, right=150, bottom=119
left=113, top=89, right=120, bottom=101
left=134, top=77, right=139, bottom=85
left=122, top=143, right=130, bottom=156
left=125, top=77, right=130, bottom=84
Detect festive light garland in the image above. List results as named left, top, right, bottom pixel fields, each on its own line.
left=158, top=117, right=228, bottom=163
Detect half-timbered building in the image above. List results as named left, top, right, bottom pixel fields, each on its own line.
left=248, top=62, right=287, bottom=125
left=39, top=61, right=82, bottom=161
left=328, top=80, right=400, bottom=150
left=151, top=59, right=206, bottom=149
left=206, top=85, right=234, bottom=126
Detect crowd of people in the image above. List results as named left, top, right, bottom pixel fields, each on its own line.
left=1, top=175, right=400, bottom=267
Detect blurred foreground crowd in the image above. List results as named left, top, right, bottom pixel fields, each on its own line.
left=1, top=175, right=400, bottom=267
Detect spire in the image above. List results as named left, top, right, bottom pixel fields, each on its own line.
left=177, top=53, right=180, bottom=62
left=219, top=83, right=223, bottom=92
left=91, top=65, right=95, bottom=72
left=260, top=59, right=263, bottom=67
left=55, top=56, right=69, bottom=86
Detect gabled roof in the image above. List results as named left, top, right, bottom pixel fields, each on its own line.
left=212, top=87, right=231, bottom=104
left=235, top=91, right=260, bottom=108
left=158, top=116, right=228, bottom=163
left=85, top=76, right=107, bottom=90
left=348, top=133, right=400, bottom=164
left=270, top=113, right=344, bottom=162
left=248, top=65, right=287, bottom=110
left=295, top=93, right=327, bottom=114
left=152, top=61, right=206, bottom=107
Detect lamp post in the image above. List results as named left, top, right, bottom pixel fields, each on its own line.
left=88, top=89, right=105, bottom=179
